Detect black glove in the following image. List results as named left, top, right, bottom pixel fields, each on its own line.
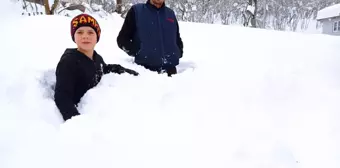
left=123, top=68, right=139, bottom=76
left=103, top=64, right=124, bottom=74
left=104, top=64, right=139, bottom=76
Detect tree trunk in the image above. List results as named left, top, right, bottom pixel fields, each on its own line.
left=50, top=0, right=59, bottom=14
left=244, top=0, right=257, bottom=28
left=116, top=0, right=122, bottom=14
left=43, top=0, right=51, bottom=14
left=43, top=0, right=59, bottom=15
left=250, top=0, right=257, bottom=28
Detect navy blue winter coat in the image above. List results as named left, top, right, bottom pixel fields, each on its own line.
left=117, top=0, right=183, bottom=69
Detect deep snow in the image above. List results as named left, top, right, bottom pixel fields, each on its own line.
left=1, top=8, right=340, bottom=168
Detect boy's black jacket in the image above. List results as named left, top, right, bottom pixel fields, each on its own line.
left=54, top=48, right=138, bottom=121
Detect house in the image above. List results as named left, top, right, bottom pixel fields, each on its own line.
left=317, top=3, right=340, bottom=35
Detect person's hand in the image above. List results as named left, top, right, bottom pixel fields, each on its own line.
left=104, top=64, right=139, bottom=76
left=124, top=68, right=139, bottom=76
left=104, top=64, right=124, bottom=74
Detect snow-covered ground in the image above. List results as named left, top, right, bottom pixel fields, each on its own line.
left=1, top=5, right=340, bottom=168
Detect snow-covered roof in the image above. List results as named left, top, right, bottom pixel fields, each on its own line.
left=317, top=3, right=340, bottom=20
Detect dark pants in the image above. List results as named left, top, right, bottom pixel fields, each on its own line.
left=140, top=64, right=177, bottom=77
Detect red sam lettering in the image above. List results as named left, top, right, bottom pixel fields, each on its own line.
left=167, top=18, right=174, bottom=23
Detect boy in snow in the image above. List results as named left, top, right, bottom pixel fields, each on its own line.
left=54, top=14, right=139, bottom=122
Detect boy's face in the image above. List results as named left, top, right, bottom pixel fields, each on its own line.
left=74, top=26, right=97, bottom=52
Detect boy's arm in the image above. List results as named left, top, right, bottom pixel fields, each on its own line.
left=54, top=56, right=80, bottom=121
left=99, top=56, right=138, bottom=76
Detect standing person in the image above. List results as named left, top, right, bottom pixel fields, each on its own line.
left=54, top=13, right=139, bottom=122
left=117, top=0, right=184, bottom=77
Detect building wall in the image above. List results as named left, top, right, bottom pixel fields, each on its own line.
left=320, top=17, right=340, bottom=36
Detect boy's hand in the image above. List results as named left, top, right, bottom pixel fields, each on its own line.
left=124, top=68, right=139, bottom=76
left=104, top=64, right=139, bottom=76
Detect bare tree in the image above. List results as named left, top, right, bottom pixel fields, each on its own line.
left=116, top=0, right=122, bottom=14
left=243, top=0, right=257, bottom=27
left=42, top=0, right=59, bottom=14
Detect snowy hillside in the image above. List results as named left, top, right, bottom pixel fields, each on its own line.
left=1, top=6, right=340, bottom=168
